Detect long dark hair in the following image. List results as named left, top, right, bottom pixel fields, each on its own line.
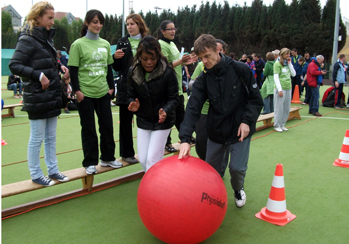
left=157, top=20, right=173, bottom=40
left=133, top=36, right=169, bottom=72
left=80, top=9, right=105, bottom=37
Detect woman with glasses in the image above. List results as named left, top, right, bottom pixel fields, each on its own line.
left=157, top=20, right=196, bottom=153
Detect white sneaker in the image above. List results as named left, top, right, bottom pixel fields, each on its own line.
left=234, top=189, right=246, bottom=208
left=281, top=126, right=288, bottom=131
left=110, top=101, right=116, bottom=106
left=100, top=160, right=123, bottom=169
left=274, top=127, right=283, bottom=132
left=347, top=104, right=349, bottom=108
left=85, top=165, right=97, bottom=174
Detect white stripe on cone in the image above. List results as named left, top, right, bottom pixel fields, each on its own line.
left=343, top=137, right=349, bottom=145
left=266, top=198, right=287, bottom=213
left=339, top=152, right=349, bottom=161
left=272, top=176, right=284, bottom=188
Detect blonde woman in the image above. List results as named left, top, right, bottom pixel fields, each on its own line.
left=273, top=48, right=296, bottom=132
left=9, top=1, right=69, bottom=186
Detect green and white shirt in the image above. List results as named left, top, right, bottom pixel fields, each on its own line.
left=68, top=37, right=113, bottom=98
left=159, top=39, right=183, bottom=96
left=273, top=61, right=292, bottom=91
left=128, top=37, right=140, bottom=57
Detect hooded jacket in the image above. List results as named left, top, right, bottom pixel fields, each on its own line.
left=9, top=25, right=62, bottom=119
left=127, top=59, right=179, bottom=130
left=179, top=54, right=263, bottom=145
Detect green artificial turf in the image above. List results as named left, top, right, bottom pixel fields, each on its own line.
left=1, top=75, right=349, bottom=243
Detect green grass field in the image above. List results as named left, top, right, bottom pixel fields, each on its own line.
left=1, top=76, right=349, bottom=244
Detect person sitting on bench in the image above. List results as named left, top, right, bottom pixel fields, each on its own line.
left=7, top=73, right=23, bottom=98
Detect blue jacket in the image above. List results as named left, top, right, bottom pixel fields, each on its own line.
left=291, top=54, right=303, bottom=75
left=332, top=60, right=347, bottom=84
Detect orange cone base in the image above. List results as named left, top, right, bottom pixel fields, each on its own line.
left=255, top=207, right=296, bottom=226
left=333, top=159, right=349, bottom=168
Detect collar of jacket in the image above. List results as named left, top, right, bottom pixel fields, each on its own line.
left=160, top=36, right=172, bottom=44
left=21, top=24, right=55, bottom=43
left=132, top=59, right=167, bottom=85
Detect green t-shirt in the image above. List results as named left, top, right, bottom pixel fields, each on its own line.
left=190, top=61, right=209, bottom=115
left=128, top=37, right=140, bottom=57
left=273, top=61, right=292, bottom=90
left=159, top=39, right=183, bottom=96
left=68, top=37, right=114, bottom=98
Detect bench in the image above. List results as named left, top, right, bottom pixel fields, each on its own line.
left=256, top=106, right=302, bottom=131
left=2, top=103, right=23, bottom=118
left=1, top=143, right=187, bottom=198
left=2, top=142, right=193, bottom=217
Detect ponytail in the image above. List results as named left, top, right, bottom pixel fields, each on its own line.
left=157, top=20, right=173, bottom=40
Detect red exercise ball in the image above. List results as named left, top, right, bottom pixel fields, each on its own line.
left=137, top=155, right=228, bottom=244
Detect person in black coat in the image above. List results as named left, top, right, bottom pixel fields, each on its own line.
left=112, top=14, right=149, bottom=164
left=178, top=34, right=263, bottom=208
left=9, top=1, right=69, bottom=186
left=128, top=36, right=178, bottom=172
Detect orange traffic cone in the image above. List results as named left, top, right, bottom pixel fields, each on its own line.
left=291, top=85, right=301, bottom=104
left=1, top=139, right=7, bottom=146
left=255, top=164, right=296, bottom=226
left=333, top=130, right=349, bottom=168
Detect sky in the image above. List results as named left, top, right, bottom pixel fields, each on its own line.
left=4, top=0, right=349, bottom=22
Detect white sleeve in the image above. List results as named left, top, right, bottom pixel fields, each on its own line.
left=288, top=63, right=296, bottom=77
left=274, top=73, right=282, bottom=92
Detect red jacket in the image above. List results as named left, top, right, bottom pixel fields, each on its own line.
left=306, top=60, right=322, bottom=87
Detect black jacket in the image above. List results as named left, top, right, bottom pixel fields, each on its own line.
left=112, top=35, right=134, bottom=105
left=9, top=25, right=62, bottom=119
left=128, top=60, right=179, bottom=130
left=7, top=74, right=21, bottom=86
left=179, top=54, right=263, bottom=145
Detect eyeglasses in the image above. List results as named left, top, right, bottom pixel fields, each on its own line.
left=165, top=28, right=177, bottom=31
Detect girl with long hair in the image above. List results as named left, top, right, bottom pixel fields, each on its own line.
left=68, top=10, right=122, bottom=174
left=9, top=1, right=69, bottom=186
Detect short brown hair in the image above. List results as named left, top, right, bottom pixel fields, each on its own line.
left=266, top=52, right=275, bottom=61
left=339, top=54, right=346, bottom=59
left=298, top=57, right=305, bottom=62
left=194, top=34, right=217, bottom=56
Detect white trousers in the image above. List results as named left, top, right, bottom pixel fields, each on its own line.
left=273, top=89, right=291, bottom=128
left=137, top=128, right=171, bottom=172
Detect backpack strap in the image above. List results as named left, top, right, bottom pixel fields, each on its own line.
left=231, top=60, right=250, bottom=96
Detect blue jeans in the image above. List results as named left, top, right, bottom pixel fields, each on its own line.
left=263, top=95, right=274, bottom=114
left=28, top=117, right=59, bottom=179
left=309, top=85, right=320, bottom=113
left=7, top=83, right=23, bottom=95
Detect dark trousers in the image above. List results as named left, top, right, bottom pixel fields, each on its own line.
left=119, top=104, right=135, bottom=158
left=334, top=83, right=344, bottom=107
left=167, top=95, right=185, bottom=145
left=195, top=114, right=208, bottom=161
left=291, top=75, right=302, bottom=98
left=77, top=94, right=115, bottom=167
left=303, top=81, right=312, bottom=104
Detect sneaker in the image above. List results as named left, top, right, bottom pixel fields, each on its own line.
left=190, top=137, right=196, bottom=144
left=100, top=160, right=123, bottom=168
left=274, top=127, right=283, bottom=132
left=85, top=165, right=97, bottom=174
left=308, top=111, right=313, bottom=114
left=32, top=176, right=55, bottom=186
left=347, top=104, right=349, bottom=108
left=301, top=102, right=308, bottom=105
left=234, top=189, right=246, bottom=208
left=49, top=172, right=69, bottom=182
left=110, top=101, right=116, bottom=106
left=281, top=126, right=288, bottom=131
left=122, top=157, right=138, bottom=164
left=64, top=108, right=70, bottom=113
left=13, top=95, right=19, bottom=98
left=313, top=112, right=322, bottom=117
left=19, top=94, right=22, bottom=98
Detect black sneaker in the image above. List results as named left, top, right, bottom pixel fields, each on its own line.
left=165, top=144, right=177, bottom=153
left=32, top=176, right=55, bottom=186
left=122, top=157, right=138, bottom=164
left=49, top=172, right=69, bottom=182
